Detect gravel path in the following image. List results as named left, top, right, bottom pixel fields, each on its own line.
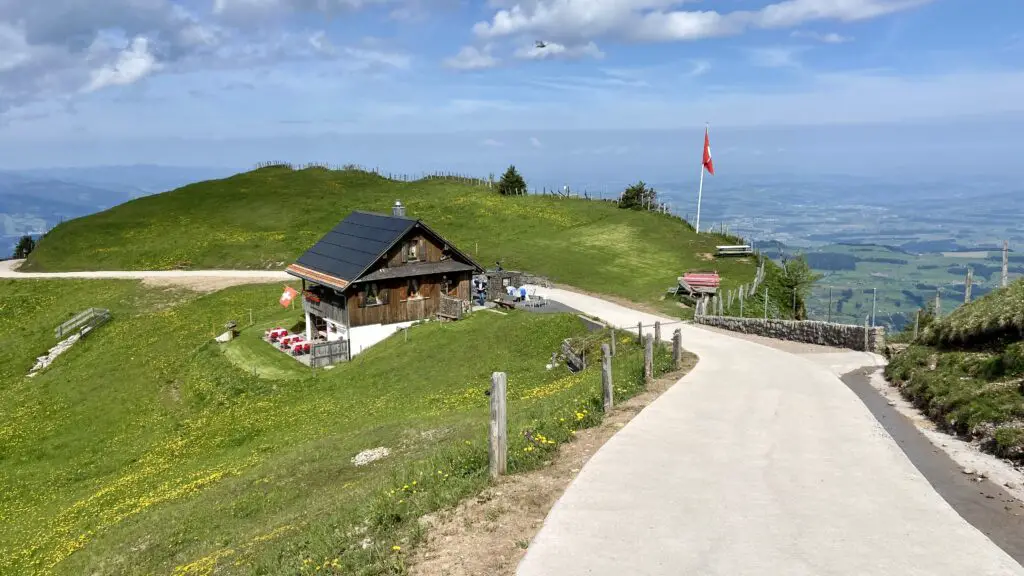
left=517, top=286, right=1024, bottom=576
left=0, top=259, right=290, bottom=289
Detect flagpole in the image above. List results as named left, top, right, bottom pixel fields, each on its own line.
left=695, top=123, right=708, bottom=234
left=696, top=162, right=705, bottom=234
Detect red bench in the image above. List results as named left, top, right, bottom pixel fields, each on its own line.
left=678, top=272, right=721, bottom=296
left=682, top=272, right=721, bottom=288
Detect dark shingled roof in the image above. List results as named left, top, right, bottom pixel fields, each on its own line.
left=293, top=211, right=415, bottom=285
left=287, top=210, right=483, bottom=291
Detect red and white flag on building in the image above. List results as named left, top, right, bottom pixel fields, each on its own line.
left=279, top=286, right=299, bottom=308
left=702, top=126, right=715, bottom=176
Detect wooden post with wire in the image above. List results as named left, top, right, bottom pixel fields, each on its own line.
left=489, top=372, right=508, bottom=479
left=609, top=328, right=616, bottom=356
left=644, top=335, right=654, bottom=383
left=654, top=321, right=662, bottom=346
left=672, top=329, right=682, bottom=370
left=601, top=343, right=613, bottom=411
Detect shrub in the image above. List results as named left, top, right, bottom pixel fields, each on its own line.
left=13, top=235, right=35, bottom=259
left=618, top=181, right=656, bottom=210
left=497, top=165, right=527, bottom=196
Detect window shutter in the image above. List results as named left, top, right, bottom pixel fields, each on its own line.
left=382, top=287, right=390, bottom=305
left=358, top=291, right=366, bottom=308
left=418, top=238, right=425, bottom=261
left=401, top=242, right=407, bottom=263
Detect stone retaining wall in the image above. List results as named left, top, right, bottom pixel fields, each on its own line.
left=695, top=315, right=886, bottom=353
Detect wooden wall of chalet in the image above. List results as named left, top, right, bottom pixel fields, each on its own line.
left=346, top=272, right=471, bottom=327
left=384, top=232, right=446, bottom=267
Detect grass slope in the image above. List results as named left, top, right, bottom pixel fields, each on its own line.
left=886, top=278, right=1024, bottom=460
left=23, top=166, right=756, bottom=311
left=0, top=278, right=674, bottom=575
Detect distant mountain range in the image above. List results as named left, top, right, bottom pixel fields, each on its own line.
left=0, top=165, right=235, bottom=255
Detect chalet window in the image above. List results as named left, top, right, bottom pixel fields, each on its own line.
left=362, top=283, right=385, bottom=307
left=407, top=278, right=422, bottom=299
left=405, top=241, right=420, bottom=262
left=441, top=275, right=457, bottom=297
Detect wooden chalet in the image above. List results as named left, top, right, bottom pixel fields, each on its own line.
left=286, top=202, right=484, bottom=351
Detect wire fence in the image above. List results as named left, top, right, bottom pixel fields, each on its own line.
left=249, top=161, right=752, bottom=239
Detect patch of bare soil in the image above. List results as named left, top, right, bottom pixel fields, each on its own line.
left=407, top=354, right=698, bottom=576
left=698, top=252, right=715, bottom=261
left=141, top=276, right=279, bottom=293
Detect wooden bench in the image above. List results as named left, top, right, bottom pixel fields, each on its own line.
left=677, top=272, right=721, bottom=297
left=716, top=245, right=753, bottom=257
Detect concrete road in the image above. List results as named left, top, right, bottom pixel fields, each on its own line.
left=0, top=259, right=290, bottom=281
left=517, top=286, right=1024, bottom=576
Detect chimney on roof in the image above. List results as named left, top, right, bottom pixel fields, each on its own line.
left=393, top=200, right=405, bottom=217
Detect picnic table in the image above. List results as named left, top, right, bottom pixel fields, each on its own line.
left=677, top=272, right=721, bottom=297
left=494, top=297, right=517, bottom=310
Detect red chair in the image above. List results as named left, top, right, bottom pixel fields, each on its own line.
left=303, top=342, right=312, bottom=354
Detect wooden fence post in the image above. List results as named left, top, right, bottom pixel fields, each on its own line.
left=609, top=328, right=616, bottom=357
left=489, top=372, right=508, bottom=479
left=637, top=321, right=643, bottom=344
left=965, top=267, right=973, bottom=303
left=1003, top=240, right=1010, bottom=288
left=601, top=343, right=613, bottom=411
left=644, top=335, right=654, bottom=383
left=913, top=309, right=920, bottom=340
left=654, top=321, right=662, bottom=346
left=863, top=318, right=870, bottom=352
left=672, top=329, right=682, bottom=370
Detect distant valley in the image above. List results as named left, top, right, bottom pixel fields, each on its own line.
left=0, top=165, right=234, bottom=255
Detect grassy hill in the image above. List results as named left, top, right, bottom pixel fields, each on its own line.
left=22, top=165, right=758, bottom=313
left=886, top=278, right=1024, bottom=461
left=0, top=278, right=677, bottom=574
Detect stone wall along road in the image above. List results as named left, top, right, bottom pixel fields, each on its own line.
left=695, top=315, right=886, bottom=354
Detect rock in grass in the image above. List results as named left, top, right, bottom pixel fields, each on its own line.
left=352, top=447, right=390, bottom=466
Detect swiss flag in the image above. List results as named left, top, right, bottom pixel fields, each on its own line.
left=702, top=127, right=715, bottom=176
left=279, top=286, right=299, bottom=308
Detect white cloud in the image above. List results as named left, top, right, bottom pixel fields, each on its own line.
left=791, top=30, right=852, bottom=43
left=482, top=138, right=504, bottom=146
left=443, top=45, right=499, bottom=70
left=530, top=136, right=542, bottom=147
left=85, top=36, right=159, bottom=92
left=473, top=0, right=931, bottom=42
left=514, top=41, right=604, bottom=60
left=747, top=46, right=805, bottom=68
left=212, top=0, right=394, bottom=19
left=0, top=23, right=31, bottom=73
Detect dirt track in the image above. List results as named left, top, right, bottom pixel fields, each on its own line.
left=0, top=259, right=290, bottom=291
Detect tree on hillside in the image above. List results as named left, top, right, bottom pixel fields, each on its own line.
left=619, top=180, right=657, bottom=210
left=13, top=235, right=35, bottom=259
left=778, top=255, right=823, bottom=320
left=497, top=165, right=527, bottom=196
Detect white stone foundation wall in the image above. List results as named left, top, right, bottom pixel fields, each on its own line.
left=695, top=315, right=886, bottom=353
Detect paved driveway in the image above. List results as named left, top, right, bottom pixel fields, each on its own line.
left=517, top=286, right=1023, bottom=576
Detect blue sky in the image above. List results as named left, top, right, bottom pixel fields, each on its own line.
left=0, top=0, right=1023, bottom=170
